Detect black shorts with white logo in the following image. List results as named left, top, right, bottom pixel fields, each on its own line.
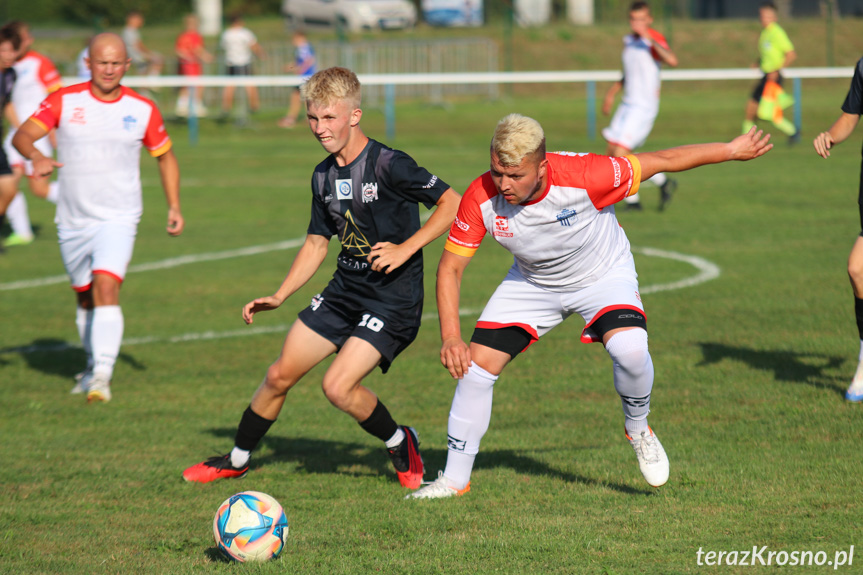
left=297, top=285, right=421, bottom=374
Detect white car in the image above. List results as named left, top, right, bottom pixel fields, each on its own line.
left=282, top=0, right=417, bottom=31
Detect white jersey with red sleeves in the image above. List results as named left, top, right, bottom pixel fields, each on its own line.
left=445, top=152, right=642, bottom=292
left=12, top=51, right=62, bottom=121
left=29, top=82, right=172, bottom=228
left=621, top=29, right=669, bottom=112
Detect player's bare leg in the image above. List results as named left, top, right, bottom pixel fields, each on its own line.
left=846, top=236, right=863, bottom=401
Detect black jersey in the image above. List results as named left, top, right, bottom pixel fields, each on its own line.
left=308, top=138, right=450, bottom=311
left=0, top=67, right=15, bottom=141
left=842, top=57, right=863, bottom=201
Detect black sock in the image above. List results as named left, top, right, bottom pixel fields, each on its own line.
left=855, top=297, right=863, bottom=340
left=358, top=399, right=399, bottom=443
left=234, top=405, right=276, bottom=452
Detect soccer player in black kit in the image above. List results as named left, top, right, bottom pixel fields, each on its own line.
left=183, top=67, right=461, bottom=487
left=0, top=24, right=22, bottom=236
left=813, top=56, right=863, bottom=401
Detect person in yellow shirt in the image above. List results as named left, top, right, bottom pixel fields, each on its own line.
left=742, top=1, right=798, bottom=142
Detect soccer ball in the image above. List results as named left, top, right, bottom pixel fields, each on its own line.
left=213, top=491, right=289, bottom=562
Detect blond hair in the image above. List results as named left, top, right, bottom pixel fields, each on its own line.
left=302, top=67, right=362, bottom=110
left=491, top=114, right=546, bottom=167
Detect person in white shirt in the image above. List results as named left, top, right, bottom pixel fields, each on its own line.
left=219, top=14, right=266, bottom=117
left=13, top=33, right=184, bottom=403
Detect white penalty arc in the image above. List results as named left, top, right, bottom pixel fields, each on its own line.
left=0, top=244, right=719, bottom=354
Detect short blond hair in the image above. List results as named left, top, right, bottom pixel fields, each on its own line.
left=302, top=67, right=362, bottom=110
left=491, top=114, right=546, bottom=167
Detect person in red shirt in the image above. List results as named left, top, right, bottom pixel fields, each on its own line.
left=175, top=14, right=213, bottom=118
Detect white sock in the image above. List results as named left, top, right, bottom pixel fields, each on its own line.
left=75, top=306, right=94, bottom=372
left=443, top=362, right=498, bottom=490
left=648, top=172, right=668, bottom=187
left=605, top=329, right=654, bottom=435
left=46, top=181, right=60, bottom=204
left=91, top=305, right=124, bottom=378
left=6, top=193, right=33, bottom=238
left=385, top=427, right=406, bottom=449
left=230, top=446, right=251, bottom=468
left=624, top=192, right=641, bottom=205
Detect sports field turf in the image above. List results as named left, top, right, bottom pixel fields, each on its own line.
left=1, top=76, right=861, bottom=573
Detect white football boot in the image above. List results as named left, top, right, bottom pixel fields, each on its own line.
left=70, top=370, right=93, bottom=394
left=405, top=471, right=470, bottom=500
left=626, top=426, right=669, bottom=487
left=846, top=361, right=863, bottom=402
left=86, top=374, right=112, bottom=403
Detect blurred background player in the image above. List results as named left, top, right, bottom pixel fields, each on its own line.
left=175, top=13, right=213, bottom=118
left=408, top=116, right=772, bottom=500
left=813, top=55, right=863, bottom=401
left=1, top=20, right=62, bottom=248
left=0, top=24, right=21, bottom=242
left=122, top=10, right=163, bottom=79
left=602, top=1, right=678, bottom=212
left=13, top=33, right=183, bottom=402
left=277, top=29, right=316, bottom=129
left=742, top=1, right=798, bottom=142
left=219, top=14, right=266, bottom=118
left=182, top=67, right=460, bottom=488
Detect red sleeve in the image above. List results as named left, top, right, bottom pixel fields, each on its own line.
left=143, top=102, right=172, bottom=157
left=444, top=174, right=494, bottom=258
left=29, top=89, right=63, bottom=131
left=35, top=53, right=62, bottom=93
left=549, top=153, right=641, bottom=210
left=647, top=29, right=670, bottom=60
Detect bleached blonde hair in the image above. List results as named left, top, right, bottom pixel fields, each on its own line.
left=302, top=67, right=362, bottom=110
left=491, top=114, right=546, bottom=167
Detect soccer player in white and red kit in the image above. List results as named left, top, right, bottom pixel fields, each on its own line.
left=13, top=33, right=183, bottom=402
left=408, top=115, right=773, bottom=499
left=2, top=21, right=62, bottom=247
left=602, top=1, right=678, bottom=211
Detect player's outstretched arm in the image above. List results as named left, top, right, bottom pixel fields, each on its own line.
left=243, top=234, right=330, bottom=324
left=636, top=127, right=773, bottom=181
left=156, top=149, right=184, bottom=236
left=367, top=187, right=461, bottom=274
left=436, top=249, right=473, bottom=379
left=813, top=113, right=860, bottom=158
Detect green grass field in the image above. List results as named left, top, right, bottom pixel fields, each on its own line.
left=2, top=75, right=863, bottom=573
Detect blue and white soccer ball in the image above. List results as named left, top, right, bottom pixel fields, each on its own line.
left=213, top=491, right=289, bottom=562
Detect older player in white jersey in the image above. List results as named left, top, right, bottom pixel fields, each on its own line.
left=407, top=115, right=772, bottom=499
left=13, top=33, right=183, bottom=403
left=602, top=1, right=678, bottom=211
left=2, top=21, right=62, bottom=248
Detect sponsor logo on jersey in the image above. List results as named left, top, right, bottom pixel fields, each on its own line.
left=447, top=435, right=467, bottom=452
left=122, top=115, right=137, bottom=132
left=422, top=175, right=438, bottom=189
left=310, top=293, right=324, bottom=311
left=70, top=106, right=86, bottom=125
left=335, top=179, right=353, bottom=200
left=361, top=182, right=378, bottom=203
left=493, top=215, right=513, bottom=238
left=454, top=216, right=469, bottom=232
left=610, top=157, right=621, bottom=188
left=556, top=208, right=578, bottom=227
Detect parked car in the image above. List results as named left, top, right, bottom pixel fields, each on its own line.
left=282, top=0, right=417, bottom=32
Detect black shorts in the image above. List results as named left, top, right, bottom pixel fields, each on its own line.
left=297, top=288, right=421, bottom=374
left=227, top=64, right=252, bottom=76
left=0, top=147, right=11, bottom=176
left=751, top=73, right=783, bottom=102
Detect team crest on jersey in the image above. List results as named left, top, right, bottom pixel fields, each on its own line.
left=361, top=182, right=378, bottom=203
left=336, top=179, right=353, bottom=200
left=556, top=208, right=578, bottom=227
left=70, top=107, right=86, bottom=125
left=122, top=115, right=137, bottom=132
left=493, top=215, right=513, bottom=238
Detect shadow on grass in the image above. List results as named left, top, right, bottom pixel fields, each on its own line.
left=206, top=428, right=652, bottom=496
left=696, top=342, right=846, bottom=397
left=0, top=337, right=145, bottom=379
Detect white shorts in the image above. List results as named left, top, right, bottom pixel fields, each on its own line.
left=3, top=130, right=53, bottom=176
left=58, top=221, right=137, bottom=291
left=602, top=103, right=657, bottom=151
left=476, top=254, right=644, bottom=346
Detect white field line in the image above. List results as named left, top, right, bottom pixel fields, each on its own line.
left=0, top=242, right=719, bottom=355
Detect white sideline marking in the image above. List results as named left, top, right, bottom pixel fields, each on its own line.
left=0, top=243, right=719, bottom=355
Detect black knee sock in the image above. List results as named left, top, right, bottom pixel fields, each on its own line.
left=358, top=399, right=399, bottom=443
left=855, top=297, right=863, bottom=340
left=234, top=405, right=276, bottom=452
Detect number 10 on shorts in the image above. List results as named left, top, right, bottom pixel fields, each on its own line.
left=358, top=314, right=384, bottom=332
